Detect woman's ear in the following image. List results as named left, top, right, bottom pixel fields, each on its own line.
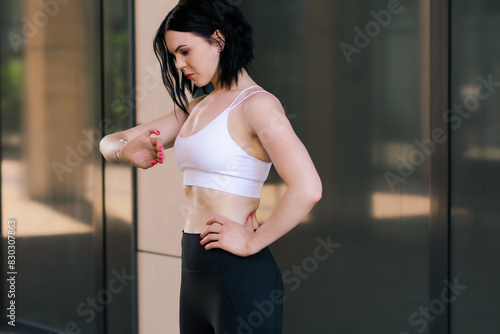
left=212, top=29, right=225, bottom=52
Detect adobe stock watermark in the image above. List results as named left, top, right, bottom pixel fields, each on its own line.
left=385, top=74, right=500, bottom=192
left=51, top=118, right=116, bottom=182
left=64, top=267, right=135, bottom=334
left=282, top=234, right=340, bottom=292
left=230, top=234, right=341, bottom=334
left=398, top=277, right=467, bottom=334
left=340, top=0, right=406, bottom=64
left=8, top=0, right=72, bottom=53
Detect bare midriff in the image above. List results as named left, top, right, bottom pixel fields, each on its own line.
left=182, top=185, right=261, bottom=233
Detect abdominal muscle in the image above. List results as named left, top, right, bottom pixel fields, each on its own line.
left=182, top=185, right=261, bottom=233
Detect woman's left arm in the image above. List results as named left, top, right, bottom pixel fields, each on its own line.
left=201, top=93, right=322, bottom=256
left=244, top=93, right=323, bottom=254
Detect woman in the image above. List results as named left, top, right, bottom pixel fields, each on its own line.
left=100, top=0, right=322, bottom=332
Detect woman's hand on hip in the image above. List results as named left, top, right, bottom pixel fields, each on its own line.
left=119, top=128, right=164, bottom=169
left=201, top=213, right=258, bottom=257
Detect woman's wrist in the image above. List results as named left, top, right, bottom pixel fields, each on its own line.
left=112, top=139, right=128, bottom=163
left=246, top=230, right=266, bottom=255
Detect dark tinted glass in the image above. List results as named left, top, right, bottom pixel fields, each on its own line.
left=1, top=0, right=102, bottom=332
left=242, top=0, right=431, bottom=332
left=450, top=1, right=500, bottom=333
left=102, top=0, right=136, bottom=333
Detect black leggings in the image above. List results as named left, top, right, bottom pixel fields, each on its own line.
left=180, top=231, right=284, bottom=334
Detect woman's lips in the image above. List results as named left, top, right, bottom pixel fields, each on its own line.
left=185, top=73, right=194, bottom=80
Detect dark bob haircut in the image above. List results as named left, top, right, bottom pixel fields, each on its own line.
left=153, top=0, right=254, bottom=116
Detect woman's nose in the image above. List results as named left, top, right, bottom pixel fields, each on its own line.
left=175, top=58, right=186, bottom=70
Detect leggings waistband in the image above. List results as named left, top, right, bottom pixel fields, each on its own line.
left=181, top=231, right=219, bottom=273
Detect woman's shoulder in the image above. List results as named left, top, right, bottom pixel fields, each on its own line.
left=242, top=87, right=284, bottom=116
left=239, top=87, right=291, bottom=135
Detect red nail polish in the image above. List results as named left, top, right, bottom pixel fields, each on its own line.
left=152, top=161, right=158, bottom=166
left=250, top=213, right=254, bottom=218
left=200, top=241, right=203, bottom=245
left=159, top=154, right=164, bottom=159
left=157, top=130, right=161, bottom=135
left=200, top=234, right=203, bottom=239
left=204, top=246, right=207, bottom=250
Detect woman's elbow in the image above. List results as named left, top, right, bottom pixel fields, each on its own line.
left=99, top=135, right=113, bottom=159
left=302, top=176, right=322, bottom=205
left=309, top=179, right=322, bottom=204
left=99, top=137, right=107, bottom=155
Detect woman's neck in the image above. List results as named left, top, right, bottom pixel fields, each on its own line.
left=211, top=69, right=256, bottom=93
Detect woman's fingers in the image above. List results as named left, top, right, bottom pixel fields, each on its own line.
left=129, top=128, right=165, bottom=169
left=200, top=223, right=222, bottom=239
left=157, top=142, right=164, bottom=164
left=203, top=240, right=220, bottom=251
left=200, top=232, right=219, bottom=244
left=119, top=128, right=164, bottom=169
left=147, top=129, right=164, bottom=164
left=200, top=216, right=228, bottom=246
left=155, top=138, right=164, bottom=162
left=147, top=128, right=161, bottom=136
left=200, top=230, right=224, bottom=250
left=200, top=213, right=256, bottom=256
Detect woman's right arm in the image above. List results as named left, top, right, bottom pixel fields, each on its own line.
left=99, top=106, right=190, bottom=169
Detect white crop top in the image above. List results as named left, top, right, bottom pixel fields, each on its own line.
left=173, top=86, right=273, bottom=198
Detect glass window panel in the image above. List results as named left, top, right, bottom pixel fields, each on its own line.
left=241, top=0, right=431, bottom=332
left=102, top=1, right=136, bottom=333
left=450, top=1, right=500, bottom=333
left=1, top=0, right=102, bottom=332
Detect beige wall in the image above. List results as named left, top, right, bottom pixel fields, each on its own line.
left=134, top=3, right=285, bottom=331
left=135, top=1, right=184, bottom=333
left=24, top=0, right=89, bottom=200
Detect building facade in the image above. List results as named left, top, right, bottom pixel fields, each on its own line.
left=1, top=0, right=500, bottom=333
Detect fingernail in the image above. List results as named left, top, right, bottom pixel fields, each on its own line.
left=204, top=246, right=207, bottom=250
left=156, top=130, right=161, bottom=135
left=200, top=241, right=203, bottom=245
left=200, top=234, right=203, bottom=239
left=159, top=154, right=164, bottom=159
left=152, top=161, right=158, bottom=166
left=250, top=213, right=254, bottom=218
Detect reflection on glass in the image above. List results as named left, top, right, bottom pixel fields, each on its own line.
left=2, top=159, right=92, bottom=237
left=1, top=0, right=101, bottom=332
left=241, top=0, right=431, bottom=332
left=371, top=192, right=429, bottom=219
left=450, top=1, right=500, bottom=333
left=462, top=146, right=500, bottom=161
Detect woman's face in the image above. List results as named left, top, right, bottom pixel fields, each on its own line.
left=165, top=30, right=221, bottom=87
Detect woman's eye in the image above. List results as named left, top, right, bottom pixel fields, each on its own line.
left=181, top=50, right=189, bottom=56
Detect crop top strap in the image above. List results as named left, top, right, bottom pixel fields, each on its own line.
left=227, top=86, right=273, bottom=111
